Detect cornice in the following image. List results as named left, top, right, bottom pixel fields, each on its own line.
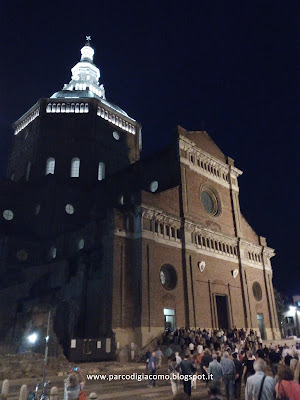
left=239, top=239, right=263, bottom=253
left=141, top=205, right=181, bottom=228
left=179, top=136, right=243, bottom=176
left=184, top=219, right=238, bottom=245
left=137, top=204, right=274, bottom=269
left=179, top=139, right=241, bottom=192
left=114, top=229, right=271, bottom=272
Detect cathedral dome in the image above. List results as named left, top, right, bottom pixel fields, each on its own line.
left=50, top=37, right=129, bottom=118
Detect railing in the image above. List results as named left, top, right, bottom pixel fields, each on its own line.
left=140, top=332, right=163, bottom=354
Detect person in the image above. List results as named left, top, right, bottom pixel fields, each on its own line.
left=269, top=346, right=281, bottom=376
left=220, top=351, right=236, bottom=400
left=242, top=351, right=255, bottom=383
left=168, top=356, right=180, bottom=397
left=207, top=379, right=222, bottom=400
left=180, top=353, right=196, bottom=397
left=189, top=341, right=195, bottom=355
left=201, top=349, right=213, bottom=382
left=175, top=351, right=182, bottom=364
left=166, top=346, right=174, bottom=358
left=290, top=351, right=299, bottom=373
left=275, top=365, right=300, bottom=400
left=145, top=349, right=151, bottom=372
left=245, top=358, right=275, bottom=400
left=64, top=368, right=85, bottom=400
left=284, top=349, right=293, bottom=366
left=294, top=355, right=300, bottom=384
left=180, top=337, right=185, bottom=354
left=256, top=348, right=265, bottom=360
left=156, top=347, right=163, bottom=369
left=232, top=352, right=242, bottom=399
left=239, top=349, right=245, bottom=362
left=197, top=343, right=203, bottom=354
left=148, top=351, right=156, bottom=387
left=208, top=353, right=223, bottom=383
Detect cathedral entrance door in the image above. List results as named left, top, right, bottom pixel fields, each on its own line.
left=164, top=308, right=175, bottom=331
left=215, top=295, right=229, bottom=329
left=257, top=314, right=266, bottom=340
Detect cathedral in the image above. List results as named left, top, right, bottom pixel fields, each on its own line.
left=0, top=39, right=281, bottom=361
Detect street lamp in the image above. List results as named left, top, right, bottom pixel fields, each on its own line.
left=28, top=332, right=38, bottom=344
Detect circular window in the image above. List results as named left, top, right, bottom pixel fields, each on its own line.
left=150, top=181, right=159, bottom=193
left=65, top=204, right=74, bottom=214
left=16, top=249, right=28, bottom=262
left=49, top=246, right=57, bottom=259
left=113, top=131, right=120, bottom=140
left=35, top=205, right=40, bottom=215
left=78, top=238, right=85, bottom=250
left=252, top=282, right=262, bottom=301
left=201, top=187, right=220, bottom=216
left=3, top=210, right=14, bottom=221
left=159, top=264, right=177, bottom=291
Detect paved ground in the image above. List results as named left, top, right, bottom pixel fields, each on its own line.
left=2, top=363, right=247, bottom=400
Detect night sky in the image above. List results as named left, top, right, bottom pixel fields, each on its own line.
left=0, top=2, right=298, bottom=298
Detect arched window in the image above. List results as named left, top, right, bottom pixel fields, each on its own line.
left=49, top=246, right=57, bottom=259
left=71, top=158, right=80, bottom=177
left=166, top=226, right=170, bottom=237
left=25, top=161, right=31, bottom=181
left=45, top=158, right=55, bottom=175
left=78, top=238, right=85, bottom=250
left=159, top=223, right=164, bottom=234
left=98, top=162, right=105, bottom=181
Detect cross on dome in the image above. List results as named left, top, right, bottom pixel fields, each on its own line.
left=86, top=36, right=91, bottom=41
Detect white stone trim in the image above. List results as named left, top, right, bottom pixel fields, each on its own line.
left=97, top=105, right=136, bottom=134
left=114, top=229, right=271, bottom=271
left=46, top=102, right=89, bottom=114
left=181, top=157, right=231, bottom=190
left=14, top=107, right=40, bottom=135
left=185, top=243, right=239, bottom=264
left=179, top=136, right=242, bottom=191
left=184, top=219, right=238, bottom=245
left=118, top=204, right=273, bottom=270
left=142, top=205, right=181, bottom=227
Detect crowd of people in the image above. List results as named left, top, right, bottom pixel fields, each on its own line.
left=145, top=327, right=300, bottom=399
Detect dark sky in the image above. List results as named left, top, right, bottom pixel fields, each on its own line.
left=0, top=1, right=298, bottom=297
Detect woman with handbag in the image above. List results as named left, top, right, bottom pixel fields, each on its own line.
left=275, top=365, right=300, bottom=400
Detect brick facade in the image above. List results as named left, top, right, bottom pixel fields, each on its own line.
left=0, top=43, right=280, bottom=359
